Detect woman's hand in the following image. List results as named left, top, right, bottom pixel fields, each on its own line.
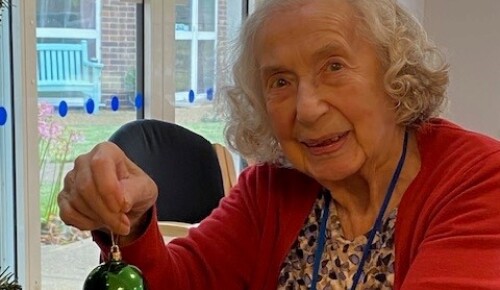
left=58, top=141, right=158, bottom=242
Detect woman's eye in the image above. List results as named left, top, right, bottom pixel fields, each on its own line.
left=326, top=62, right=343, bottom=72
left=271, top=78, right=288, bottom=88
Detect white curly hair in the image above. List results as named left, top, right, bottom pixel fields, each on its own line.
left=219, top=0, right=449, bottom=164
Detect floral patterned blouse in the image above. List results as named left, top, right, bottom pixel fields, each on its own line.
left=277, top=193, right=397, bottom=290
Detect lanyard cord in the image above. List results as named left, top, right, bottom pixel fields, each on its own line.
left=310, top=131, right=409, bottom=290
left=310, top=191, right=331, bottom=288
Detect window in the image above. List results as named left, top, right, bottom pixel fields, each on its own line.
left=36, top=0, right=144, bottom=288
left=174, top=0, right=217, bottom=101
left=2, top=1, right=247, bottom=288
left=37, top=0, right=97, bottom=29
left=174, top=0, right=244, bottom=150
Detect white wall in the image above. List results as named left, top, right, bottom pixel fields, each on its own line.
left=424, top=0, right=500, bottom=139
left=398, top=0, right=425, bottom=22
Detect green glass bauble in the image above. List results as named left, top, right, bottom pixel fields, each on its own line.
left=83, top=245, right=147, bottom=290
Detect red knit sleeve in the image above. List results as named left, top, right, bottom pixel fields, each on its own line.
left=400, top=151, right=500, bottom=289
left=93, top=166, right=263, bottom=290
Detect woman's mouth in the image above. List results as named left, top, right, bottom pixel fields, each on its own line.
left=301, top=131, right=350, bottom=155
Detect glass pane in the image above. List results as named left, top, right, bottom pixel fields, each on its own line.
left=37, top=0, right=96, bottom=29
left=175, top=40, right=192, bottom=93
left=175, top=0, right=243, bottom=146
left=0, top=2, right=16, bottom=271
left=197, top=40, right=215, bottom=94
left=198, top=0, right=215, bottom=31
left=37, top=0, right=144, bottom=289
left=175, top=0, right=192, bottom=31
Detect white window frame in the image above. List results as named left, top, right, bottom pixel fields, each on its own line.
left=143, top=0, right=175, bottom=121
left=11, top=0, right=42, bottom=288
left=0, top=2, right=16, bottom=272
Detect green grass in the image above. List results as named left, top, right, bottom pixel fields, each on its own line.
left=39, top=182, right=59, bottom=222
left=178, top=121, right=225, bottom=145
left=68, top=123, right=123, bottom=159
left=39, top=183, right=51, bottom=211
left=66, top=121, right=225, bottom=159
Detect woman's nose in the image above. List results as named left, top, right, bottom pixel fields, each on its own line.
left=295, top=82, right=329, bottom=125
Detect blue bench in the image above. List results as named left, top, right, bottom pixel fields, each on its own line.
left=36, top=40, right=104, bottom=110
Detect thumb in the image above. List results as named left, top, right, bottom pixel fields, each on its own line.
left=119, top=158, right=157, bottom=214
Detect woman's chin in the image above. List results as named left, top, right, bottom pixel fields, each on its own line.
left=301, top=161, right=360, bottom=184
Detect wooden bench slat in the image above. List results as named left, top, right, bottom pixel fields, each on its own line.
left=57, top=51, right=63, bottom=82
left=39, top=50, right=46, bottom=82
left=36, top=40, right=103, bottom=110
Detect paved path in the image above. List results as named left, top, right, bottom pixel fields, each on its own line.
left=41, top=233, right=177, bottom=289
left=41, top=238, right=100, bottom=290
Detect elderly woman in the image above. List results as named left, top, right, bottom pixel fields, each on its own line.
left=58, top=0, right=500, bottom=289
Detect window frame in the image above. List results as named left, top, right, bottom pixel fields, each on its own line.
left=0, top=0, right=16, bottom=273
left=11, top=0, right=42, bottom=288
left=142, top=0, right=176, bottom=121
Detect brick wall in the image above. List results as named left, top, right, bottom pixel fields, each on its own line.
left=100, top=0, right=137, bottom=107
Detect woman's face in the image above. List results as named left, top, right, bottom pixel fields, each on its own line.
left=256, top=0, right=403, bottom=183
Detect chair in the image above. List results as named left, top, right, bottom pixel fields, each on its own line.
left=212, top=143, right=237, bottom=195
left=109, top=119, right=234, bottom=237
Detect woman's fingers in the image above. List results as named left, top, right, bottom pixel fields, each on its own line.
left=89, top=142, right=128, bottom=214
left=59, top=167, right=119, bottom=232
left=58, top=195, right=99, bottom=230
left=59, top=143, right=126, bottom=231
left=58, top=185, right=100, bottom=230
left=58, top=141, right=157, bottom=236
left=76, top=170, right=131, bottom=235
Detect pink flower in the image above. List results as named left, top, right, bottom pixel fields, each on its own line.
left=69, top=131, right=85, bottom=143
left=38, top=120, right=63, bottom=140
left=38, top=102, right=54, bottom=119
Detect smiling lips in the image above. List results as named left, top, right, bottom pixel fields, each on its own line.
left=301, top=131, right=350, bottom=155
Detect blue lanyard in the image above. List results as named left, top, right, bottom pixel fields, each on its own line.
left=310, top=131, right=409, bottom=290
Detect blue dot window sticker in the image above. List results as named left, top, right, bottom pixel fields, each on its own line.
left=188, top=89, right=195, bottom=103
left=85, top=98, right=95, bottom=114
left=111, top=96, right=120, bottom=111
left=206, top=88, right=214, bottom=101
left=58, top=100, right=68, bottom=117
left=0, top=106, right=7, bottom=126
left=135, top=93, right=144, bottom=109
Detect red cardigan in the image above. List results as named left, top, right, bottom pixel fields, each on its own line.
left=95, top=119, right=500, bottom=289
